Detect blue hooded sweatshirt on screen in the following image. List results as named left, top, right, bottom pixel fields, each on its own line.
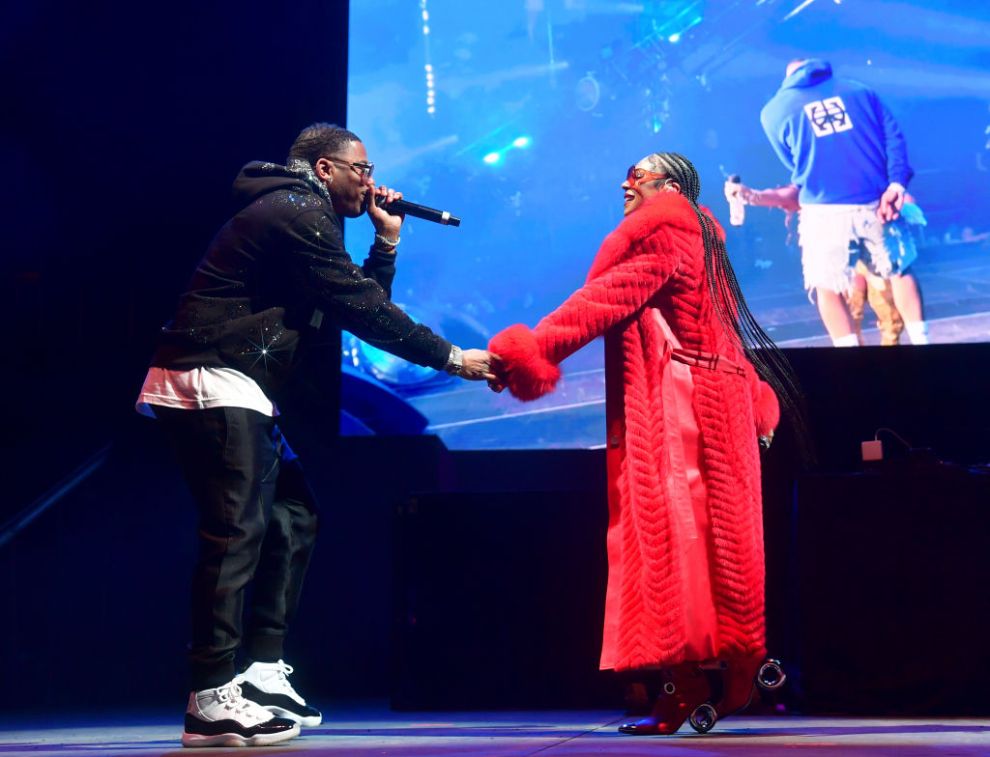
left=759, top=59, right=913, bottom=206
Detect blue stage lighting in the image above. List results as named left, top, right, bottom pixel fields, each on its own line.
left=512, top=136, right=532, bottom=149
left=483, top=152, right=502, bottom=165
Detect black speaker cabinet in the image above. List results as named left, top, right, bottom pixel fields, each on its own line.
left=790, top=467, right=990, bottom=714
left=392, top=489, right=619, bottom=709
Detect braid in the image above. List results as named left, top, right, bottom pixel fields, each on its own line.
left=651, top=152, right=813, bottom=460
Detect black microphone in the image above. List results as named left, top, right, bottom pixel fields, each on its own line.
left=375, top=195, right=461, bottom=227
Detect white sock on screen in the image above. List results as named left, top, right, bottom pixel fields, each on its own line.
left=905, top=321, right=930, bottom=345
left=832, top=333, right=860, bottom=347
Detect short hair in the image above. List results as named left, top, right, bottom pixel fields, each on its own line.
left=287, top=122, right=361, bottom=166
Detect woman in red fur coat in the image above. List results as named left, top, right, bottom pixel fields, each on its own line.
left=489, top=152, right=799, bottom=735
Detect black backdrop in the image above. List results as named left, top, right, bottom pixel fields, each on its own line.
left=2, top=0, right=349, bottom=519
left=1, top=1, right=351, bottom=710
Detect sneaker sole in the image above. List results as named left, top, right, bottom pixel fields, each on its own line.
left=181, top=723, right=300, bottom=747
left=264, top=705, right=322, bottom=727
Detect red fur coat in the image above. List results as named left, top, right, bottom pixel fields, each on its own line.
left=489, top=192, right=779, bottom=671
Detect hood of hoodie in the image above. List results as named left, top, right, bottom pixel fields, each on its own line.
left=231, top=159, right=335, bottom=210
left=780, top=58, right=832, bottom=90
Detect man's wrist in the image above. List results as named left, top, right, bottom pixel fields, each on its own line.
left=888, top=182, right=906, bottom=194
left=444, top=345, right=463, bottom=375
left=371, top=241, right=397, bottom=256
left=373, top=231, right=400, bottom=251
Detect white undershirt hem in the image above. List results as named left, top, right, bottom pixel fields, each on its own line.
left=135, top=366, right=277, bottom=418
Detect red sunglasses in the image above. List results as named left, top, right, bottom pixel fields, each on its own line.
left=626, top=165, right=669, bottom=186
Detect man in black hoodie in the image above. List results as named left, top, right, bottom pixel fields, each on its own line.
left=136, top=123, right=494, bottom=747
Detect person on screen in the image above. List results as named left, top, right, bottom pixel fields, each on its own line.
left=758, top=58, right=929, bottom=346
left=135, top=123, right=494, bottom=748
left=724, top=180, right=929, bottom=345
left=488, top=152, right=802, bottom=735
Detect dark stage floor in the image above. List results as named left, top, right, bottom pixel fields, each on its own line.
left=3, top=706, right=989, bottom=756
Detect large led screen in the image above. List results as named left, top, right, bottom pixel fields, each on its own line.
left=345, top=0, right=990, bottom=449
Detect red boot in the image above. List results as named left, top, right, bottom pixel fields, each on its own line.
left=686, top=655, right=786, bottom=733
left=618, top=664, right=712, bottom=736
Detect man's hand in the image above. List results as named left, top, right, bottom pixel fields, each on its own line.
left=724, top=179, right=747, bottom=204
left=365, top=183, right=405, bottom=241
left=726, top=180, right=803, bottom=212
left=878, top=182, right=906, bottom=222
left=458, top=349, right=497, bottom=381
left=725, top=179, right=769, bottom=206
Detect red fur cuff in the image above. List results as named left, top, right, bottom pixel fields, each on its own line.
left=488, top=324, right=561, bottom=401
left=755, top=380, right=780, bottom=437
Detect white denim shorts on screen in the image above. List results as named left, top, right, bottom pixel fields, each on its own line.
left=798, top=201, right=919, bottom=295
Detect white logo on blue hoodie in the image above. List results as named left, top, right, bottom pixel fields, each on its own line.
left=759, top=59, right=913, bottom=206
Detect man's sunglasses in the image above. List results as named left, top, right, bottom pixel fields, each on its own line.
left=328, top=158, right=375, bottom=179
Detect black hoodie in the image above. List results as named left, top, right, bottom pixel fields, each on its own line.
left=151, top=161, right=451, bottom=392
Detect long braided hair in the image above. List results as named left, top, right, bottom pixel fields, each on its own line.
left=645, top=152, right=810, bottom=456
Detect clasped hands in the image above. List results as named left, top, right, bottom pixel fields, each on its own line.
left=455, top=349, right=505, bottom=393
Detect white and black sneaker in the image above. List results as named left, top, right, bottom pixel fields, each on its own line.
left=181, top=681, right=300, bottom=747
left=234, top=659, right=323, bottom=727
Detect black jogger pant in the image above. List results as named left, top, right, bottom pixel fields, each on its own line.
left=155, top=406, right=319, bottom=690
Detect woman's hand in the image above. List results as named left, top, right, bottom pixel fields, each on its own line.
left=458, top=349, right=497, bottom=381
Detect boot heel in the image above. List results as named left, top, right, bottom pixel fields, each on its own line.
left=687, top=702, right=717, bottom=733
left=756, top=658, right=786, bottom=691
left=618, top=665, right=712, bottom=736
left=705, top=655, right=787, bottom=729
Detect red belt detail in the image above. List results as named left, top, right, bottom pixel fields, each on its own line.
left=670, top=348, right=745, bottom=376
